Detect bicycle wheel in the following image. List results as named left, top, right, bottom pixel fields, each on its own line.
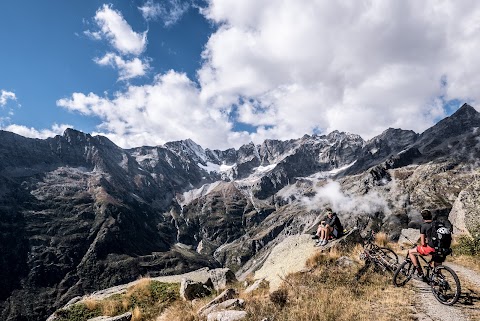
left=393, top=260, right=414, bottom=287
left=378, top=247, right=399, bottom=271
left=430, top=265, right=461, bottom=305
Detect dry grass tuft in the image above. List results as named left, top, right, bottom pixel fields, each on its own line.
left=374, top=232, right=389, bottom=247
left=132, top=306, right=142, bottom=321
left=450, top=254, right=480, bottom=273
left=306, top=247, right=342, bottom=269
left=83, top=298, right=98, bottom=311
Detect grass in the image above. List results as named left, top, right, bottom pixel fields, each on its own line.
left=242, top=249, right=414, bottom=321
left=160, top=242, right=414, bottom=321
left=55, top=279, right=179, bottom=321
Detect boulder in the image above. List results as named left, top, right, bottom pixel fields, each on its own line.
left=87, top=312, right=132, bottom=321
left=198, top=288, right=237, bottom=315
left=321, top=228, right=363, bottom=252
left=336, top=256, right=355, bottom=268
left=449, top=180, right=480, bottom=236
left=254, top=234, right=318, bottom=292
left=398, top=228, right=420, bottom=245
left=180, top=279, right=211, bottom=301
left=199, top=298, right=245, bottom=317
left=244, top=278, right=267, bottom=294
left=207, top=268, right=237, bottom=291
left=207, top=310, right=247, bottom=321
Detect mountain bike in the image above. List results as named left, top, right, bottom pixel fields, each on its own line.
left=356, top=231, right=399, bottom=280
left=393, top=243, right=461, bottom=305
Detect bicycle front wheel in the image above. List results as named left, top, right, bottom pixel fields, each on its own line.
left=430, top=265, right=461, bottom=305
left=393, top=260, right=413, bottom=287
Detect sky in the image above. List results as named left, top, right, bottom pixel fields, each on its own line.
left=1, top=0, right=480, bottom=150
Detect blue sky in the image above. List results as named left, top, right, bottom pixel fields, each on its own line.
left=1, top=1, right=480, bottom=149
left=0, top=0, right=211, bottom=134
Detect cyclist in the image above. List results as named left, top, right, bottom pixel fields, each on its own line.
left=312, top=207, right=343, bottom=246
left=408, top=209, right=436, bottom=281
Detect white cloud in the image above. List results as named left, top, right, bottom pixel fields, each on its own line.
left=94, top=53, right=150, bottom=81
left=57, top=70, right=250, bottom=149
left=139, top=0, right=190, bottom=26
left=302, top=180, right=390, bottom=216
left=199, top=0, right=480, bottom=141
left=3, top=123, right=72, bottom=139
left=90, top=4, right=147, bottom=55
left=83, top=30, right=102, bottom=40
left=63, top=1, right=480, bottom=150
left=0, top=90, right=16, bottom=106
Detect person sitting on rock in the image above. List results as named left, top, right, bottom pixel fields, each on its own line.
left=312, top=208, right=344, bottom=246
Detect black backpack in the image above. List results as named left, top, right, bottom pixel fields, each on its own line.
left=428, top=219, right=452, bottom=255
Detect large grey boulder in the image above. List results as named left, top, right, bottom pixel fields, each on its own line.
left=180, top=279, right=211, bottom=301
left=449, top=180, right=480, bottom=236
left=244, top=278, right=267, bottom=294
left=398, top=228, right=420, bottom=245
left=198, top=288, right=238, bottom=315
left=207, top=310, right=247, bottom=321
left=199, top=298, right=245, bottom=317
left=207, top=268, right=237, bottom=291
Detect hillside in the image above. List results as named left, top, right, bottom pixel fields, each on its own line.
left=1, top=104, right=480, bottom=320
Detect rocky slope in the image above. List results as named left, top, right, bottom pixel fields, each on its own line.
left=1, top=104, right=479, bottom=321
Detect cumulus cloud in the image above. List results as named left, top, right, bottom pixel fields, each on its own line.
left=88, top=4, right=147, bottom=55
left=0, top=90, right=16, bottom=106
left=4, top=123, right=72, bottom=139
left=65, top=1, right=480, bottom=150
left=139, top=0, right=190, bottom=26
left=199, top=0, right=480, bottom=142
left=302, top=181, right=390, bottom=217
left=94, top=53, right=150, bottom=81
left=57, top=70, right=250, bottom=149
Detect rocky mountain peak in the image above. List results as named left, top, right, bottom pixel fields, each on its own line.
left=455, top=103, right=478, bottom=117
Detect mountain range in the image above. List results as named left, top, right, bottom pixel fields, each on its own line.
left=1, top=103, right=479, bottom=321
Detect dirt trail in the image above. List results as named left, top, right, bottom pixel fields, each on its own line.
left=445, top=262, right=480, bottom=288
left=411, top=262, right=480, bottom=321
left=412, top=279, right=468, bottom=321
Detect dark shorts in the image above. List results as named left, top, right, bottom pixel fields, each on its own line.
left=332, top=228, right=343, bottom=239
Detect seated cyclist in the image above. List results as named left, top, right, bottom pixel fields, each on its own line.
left=408, top=209, right=435, bottom=281
left=312, top=207, right=343, bottom=246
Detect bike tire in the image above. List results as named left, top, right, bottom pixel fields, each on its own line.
left=430, top=265, right=461, bottom=305
left=378, top=247, right=399, bottom=270
left=393, top=260, right=413, bottom=287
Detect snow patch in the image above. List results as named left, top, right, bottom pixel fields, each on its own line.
left=255, top=164, right=277, bottom=173
left=180, top=181, right=222, bottom=205
left=199, top=162, right=220, bottom=173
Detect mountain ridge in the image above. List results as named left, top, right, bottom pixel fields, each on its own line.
left=1, top=104, right=480, bottom=321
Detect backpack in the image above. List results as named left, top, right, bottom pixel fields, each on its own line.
left=428, top=219, right=452, bottom=255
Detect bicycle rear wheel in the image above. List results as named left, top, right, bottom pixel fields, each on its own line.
left=393, top=260, right=413, bottom=287
left=378, top=247, right=399, bottom=271
left=430, top=265, right=461, bottom=305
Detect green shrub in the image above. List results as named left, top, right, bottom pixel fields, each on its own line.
left=55, top=304, right=101, bottom=321
left=454, top=233, right=480, bottom=256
